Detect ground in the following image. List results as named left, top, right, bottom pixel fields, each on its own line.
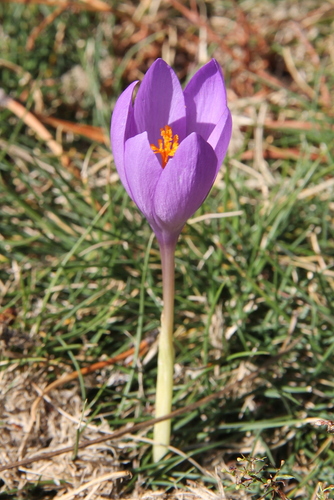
left=0, top=0, right=334, bottom=499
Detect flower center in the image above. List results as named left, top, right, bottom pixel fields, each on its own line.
left=150, top=125, right=179, bottom=168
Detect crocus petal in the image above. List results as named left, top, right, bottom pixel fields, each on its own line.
left=124, top=132, right=162, bottom=226
left=184, top=60, right=228, bottom=140
left=207, top=107, right=232, bottom=170
left=134, top=59, right=186, bottom=146
left=153, top=133, right=217, bottom=234
left=110, top=81, right=138, bottom=195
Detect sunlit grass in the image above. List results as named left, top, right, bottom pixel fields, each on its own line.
left=1, top=0, right=334, bottom=498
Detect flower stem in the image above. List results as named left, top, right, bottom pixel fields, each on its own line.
left=153, top=240, right=176, bottom=462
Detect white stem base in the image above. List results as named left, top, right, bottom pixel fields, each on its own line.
left=153, top=310, right=174, bottom=462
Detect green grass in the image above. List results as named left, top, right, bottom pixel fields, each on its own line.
left=1, top=0, right=334, bottom=498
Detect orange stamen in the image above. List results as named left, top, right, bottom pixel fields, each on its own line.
left=150, top=125, right=179, bottom=168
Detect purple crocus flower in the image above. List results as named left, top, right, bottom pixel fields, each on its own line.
left=110, top=58, right=232, bottom=247
left=111, top=59, right=232, bottom=461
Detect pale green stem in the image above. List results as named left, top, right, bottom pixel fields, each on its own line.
left=153, top=240, right=176, bottom=462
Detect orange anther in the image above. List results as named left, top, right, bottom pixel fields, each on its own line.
left=151, top=125, right=179, bottom=167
